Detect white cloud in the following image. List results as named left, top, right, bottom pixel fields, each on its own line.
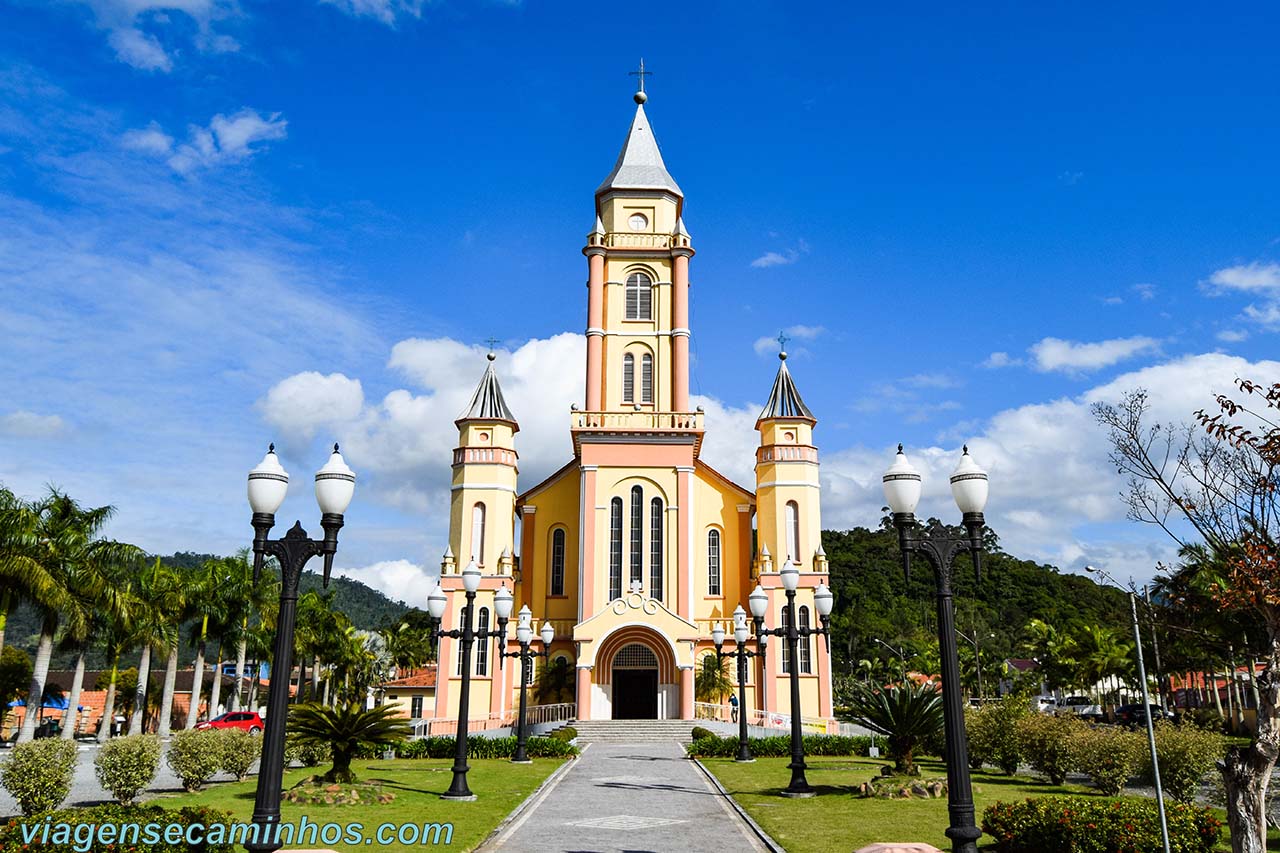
left=157, top=109, right=288, bottom=173
left=982, top=352, right=1021, bottom=369
left=1101, top=296, right=1123, bottom=306
left=1132, top=283, right=1157, bottom=301
left=261, top=372, right=365, bottom=443
left=1217, top=329, right=1249, bottom=343
left=1204, top=262, right=1280, bottom=294
left=335, top=559, right=428, bottom=602
left=77, top=1, right=238, bottom=72
left=121, top=122, right=174, bottom=154
left=751, top=324, right=824, bottom=356
left=903, top=372, right=962, bottom=390
left=1029, top=336, right=1160, bottom=374
left=319, top=0, right=425, bottom=25
left=0, top=411, right=66, bottom=438
left=750, top=238, right=809, bottom=269
left=106, top=26, right=173, bottom=72
left=1243, top=302, right=1280, bottom=327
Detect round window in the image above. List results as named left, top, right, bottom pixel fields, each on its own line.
left=628, top=213, right=648, bottom=231
left=478, top=431, right=490, bottom=444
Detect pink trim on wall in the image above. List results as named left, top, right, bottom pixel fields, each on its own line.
left=576, top=667, right=593, bottom=721
left=672, top=254, right=690, bottom=411
left=580, top=467, right=598, bottom=616
left=680, top=667, right=695, bottom=720
left=676, top=467, right=692, bottom=620
left=586, top=253, right=604, bottom=410
left=579, top=442, right=694, bottom=468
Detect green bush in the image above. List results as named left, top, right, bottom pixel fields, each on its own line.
left=548, top=726, right=577, bottom=742
left=982, top=795, right=1223, bottom=852
left=216, top=728, right=262, bottom=782
left=284, top=733, right=330, bottom=767
left=394, top=736, right=578, bottom=759
left=690, top=726, right=717, bottom=742
left=166, top=729, right=225, bottom=792
left=966, top=695, right=1031, bottom=774
left=1069, top=726, right=1145, bottom=795
left=1015, top=714, right=1082, bottom=785
left=0, top=737, right=79, bottom=815
left=685, top=734, right=888, bottom=758
left=1150, top=722, right=1225, bottom=802
left=1188, top=708, right=1225, bottom=732
left=94, top=734, right=162, bottom=805
left=0, top=804, right=235, bottom=852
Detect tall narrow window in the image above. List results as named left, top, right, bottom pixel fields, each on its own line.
left=410, top=696, right=423, bottom=718
left=622, top=354, right=635, bottom=403
left=550, top=528, right=565, bottom=596
left=798, top=605, right=813, bottom=674
left=609, top=497, right=623, bottom=600
left=629, top=486, right=644, bottom=587
left=625, top=272, right=652, bottom=320
left=785, top=501, right=800, bottom=563
left=780, top=605, right=792, bottom=674
left=471, top=502, right=487, bottom=565
left=641, top=354, right=653, bottom=404
left=707, top=529, right=722, bottom=596
left=475, top=607, right=490, bottom=675
left=649, top=497, right=664, bottom=600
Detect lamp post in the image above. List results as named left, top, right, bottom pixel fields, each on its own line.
left=501, top=605, right=555, bottom=764
left=245, top=444, right=356, bottom=853
left=425, top=566, right=513, bottom=800
left=1085, top=564, right=1171, bottom=853
left=747, top=562, right=834, bottom=797
left=881, top=444, right=987, bottom=853
left=711, top=605, right=762, bottom=763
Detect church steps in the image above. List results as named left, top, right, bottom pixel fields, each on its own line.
left=571, top=720, right=699, bottom=743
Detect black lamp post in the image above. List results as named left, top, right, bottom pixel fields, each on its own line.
left=882, top=444, right=988, bottom=853
left=501, top=605, right=556, bottom=764
left=244, top=444, right=356, bottom=853
left=747, top=562, right=834, bottom=797
left=711, top=605, right=762, bottom=763
left=425, top=564, right=513, bottom=800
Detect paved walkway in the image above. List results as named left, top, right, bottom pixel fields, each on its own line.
left=480, top=741, right=769, bottom=853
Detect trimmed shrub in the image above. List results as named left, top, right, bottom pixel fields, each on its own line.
left=0, top=737, right=79, bottom=815
left=284, top=733, right=330, bottom=767
left=394, top=735, right=578, bottom=759
left=690, top=726, right=717, bottom=742
left=166, top=729, right=224, bottom=792
left=685, top=734, right=888, bottom=758
left=216, top=728, right=262, bottom=782
left=1150, top=722, right=1225, bottom=802
left=1070, top=726, right=1145, bottom=795
left=966, top=695, right=1030, bottom=774
left=1015, top=714, right=1082, bottom=785
left=0, top=804, right=235, bottom=852
left=548, top=726, right=577, bottom=742
left=94, top=734, right=162, bottom=804
left=1188, top=708, right=1225, bottom=732
left=982, top=795, right=1223, bottom=852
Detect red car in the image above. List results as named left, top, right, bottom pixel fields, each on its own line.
left=196, top=711, right=264, bottom=733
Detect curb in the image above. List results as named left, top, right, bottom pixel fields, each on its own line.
left=474, top=746, right=584, bottom=851
left=691, top=757, right=784, bottom=853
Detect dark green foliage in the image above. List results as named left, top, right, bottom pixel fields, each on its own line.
left=843, top=681, right=945, bottom=774
left=0, top=647, right=32, bottom=729
left=0, top=805, right=236, bottom=852
left=981, top=796, right=1223, bottom=852
left=394, top=736, right=578, bottom=759
left=966, top=693, right=1032, bottom=775
left=288, top=703, right=411, bottom=783
left=690, top=726, right=717, bottom=741
left=547, top=726, right=577, bottom=742
left=0, top=738, right=79, bottom=814
left=1015, top=714, right=1082, bottom=785
left=686, top=734, right=888, bottom=758
left=285, top=733, right=331, bottom=768
left=1149, top=722, right=1225, bottom=802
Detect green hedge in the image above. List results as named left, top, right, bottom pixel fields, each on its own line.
left=548, top=726, right=577, bottom=743
left=0, top=804, right=235, bottom=853
left=981, top=796, right=1223, bottom=853
left=686, top=734, right=888, bottom=758
left=395, top=736, right=578, bottom=759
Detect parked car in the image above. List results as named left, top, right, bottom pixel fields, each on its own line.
left=1115, top=703, right=1174, bottom=728
left=1032, top=695, right=1057, bottom=713
left=1057, top=695, right=1105, bottom=720
left=196, top=711, right=264, bottom=733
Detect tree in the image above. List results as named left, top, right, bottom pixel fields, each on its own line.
left=0, top=646, right=32, bottom=732
left=183, top=558, right=230, bottom=728
left=844, top=680, right=945, bottom=774
left=128, top=559, right=179, bottom=735
left=287, top=702, right=410, bottom=783
left=534, top=656, right=575, bottom=705
left=694, top=652, right=732, bottom=704
left=1094, top=380, right=1280, bottom=853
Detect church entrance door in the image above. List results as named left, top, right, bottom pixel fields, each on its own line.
left=611, top=642, right=659, bottom=720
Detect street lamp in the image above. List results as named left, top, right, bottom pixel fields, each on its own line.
left=882, top=444, right=986, bottom=853
left=425, top=564, right=513, bottom=800
left=748, top=562, right=834, bottom=797
left=501, top=605, right=555, bottom=764
left=711, top=605, right=762, bottom=763
left=245, top=443, right=355, bottom=853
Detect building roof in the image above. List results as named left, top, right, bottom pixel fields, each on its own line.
left=380, top=667, right=438, bottom=689
left=457, top=354, right=518, bottom=427
left=596, top=103, right=683, bottom=198
left=757, top=353, right=815, bottom=423
left=1006, top=658, right=1040, bottom=673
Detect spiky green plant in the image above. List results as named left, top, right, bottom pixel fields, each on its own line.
left=843, top=680, right=945, bottom=774
left=288, top=702, right=411, bottom=783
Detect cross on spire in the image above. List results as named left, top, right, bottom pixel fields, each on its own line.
left=777, top=331, right=790, bottom=351
left=484, top=337, right=500, bottom=352
left=629, top=59, right=651, bottom=104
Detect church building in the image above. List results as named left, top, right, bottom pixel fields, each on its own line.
left=430, top=81, right=833, bottom=724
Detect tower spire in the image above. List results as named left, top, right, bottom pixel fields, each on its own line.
left=457, top=350, right=518, bottom=428
left=629, top=58, right=651, bottom=104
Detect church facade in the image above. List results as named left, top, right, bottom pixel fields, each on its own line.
left=430, top=86, right=833, bottom=724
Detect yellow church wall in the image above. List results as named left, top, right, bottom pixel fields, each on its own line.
left=517, top=466, right=582, bottom=628
left=690, top=468, right=753, bottom=625
left=599, top=252, right=676, bottom=412
left=598, top=193, right=680, bottom=236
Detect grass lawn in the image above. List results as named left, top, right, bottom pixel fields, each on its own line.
left=153, top=757, right=567, bottom=852
left=703, top=755, right=1280, bottom=852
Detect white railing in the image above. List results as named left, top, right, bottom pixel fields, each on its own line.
left=571, top=410, right=704, bottom=432
left=605, top=232, right=672, bottom=249
left=411, top=703, right=576, bottom=739
left=523, top=703, right=576, bottom=727
left=694, top=701, right=832, bottom=734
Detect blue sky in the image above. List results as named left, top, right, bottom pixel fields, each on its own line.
left=2, top=1, right=1279, bottom=598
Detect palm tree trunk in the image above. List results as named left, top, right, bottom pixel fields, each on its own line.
left=61, top=649, right=86, bottom=740
left=296, top=658, right=306, bottom=704
left=1211, top=665, right=1225, bottom=717
left=247, top=659, right=259, bottom=711
left=157, top=645, right=179, bottom=737
left=18, top=616, right=56, bottom=743
left=97, top=658, right=120, bottom=743
left=311, top=654, right=320, bottom=701
left=0, top=591, right=11, bottom=658
left=185, top=631, right=207, bottom=729
left=128, top=644, right=152, bottom=736
left=208, top=643, right=224, bottom=720
left=231, top=636, right=247, bottom=712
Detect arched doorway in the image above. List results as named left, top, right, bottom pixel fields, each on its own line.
left=611, top=643, right=659, bottom=720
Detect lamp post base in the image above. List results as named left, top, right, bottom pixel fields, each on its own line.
left=510, top=758, right=533, bottom=765
left=733, top=757, right=756, bottom=764
left=440, top=793, right=478, bottom=802
left=779, top=788, right=816, bottom=798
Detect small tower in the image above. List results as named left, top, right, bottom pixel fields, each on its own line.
left=449, top=351, right=519, bottom=576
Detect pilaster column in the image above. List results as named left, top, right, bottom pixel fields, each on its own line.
left=580, top=466, right=598, bottom=622
left=671, top=250, right=691, bottom=411
left=585, top=249, right=606, bottom=411
left=676, top=466, right=694, bottom=620
left=679, top=665, right=695, bottom=720
left=576, top=665, right=593, bottom=721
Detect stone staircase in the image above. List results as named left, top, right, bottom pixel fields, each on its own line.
left=571, top=719, right=699, bottom=743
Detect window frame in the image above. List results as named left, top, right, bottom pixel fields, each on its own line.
left=785, top=500, right=800, bottom=563
left=609, top=497, right=623, bottom=600
left=622, top=353, right=635, bottom=403
left=798, top=605, right=813, bottom=674
left=641, top=353, right=653, bottom=404
left=629, top=486, right=644, bottom=588
left=475, top=607, right=490, bottom=676
left=625, top=272, right=653, bottom=321
left=550, top=528, right=566, bottom=596
left=649, top=497, right=663, bottom=601
left=471, top=502, right=487, bottom=565
left=707, top=528, right=722, bottom=597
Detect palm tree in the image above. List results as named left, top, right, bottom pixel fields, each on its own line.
left=1070, top=624, right=1134, bottom=702
left=183, top=559, right=229, bottom=728
left=694, top=652, right=733, bottom=704
left=128, top=559, right=179, bottom=735
left=288, top=702, right=411, bottom=783
left=155, top=563, right=191, bottom=738
left=844, top=680, right=945, bottom=775
left=534, top=656, right=574, bottom=705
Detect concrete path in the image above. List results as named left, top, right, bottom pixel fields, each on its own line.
left=481, top=741, right=769, bottom=853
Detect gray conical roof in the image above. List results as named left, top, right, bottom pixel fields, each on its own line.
left=457, top=355, right=518, bottom=427
left=596, top=103, right=682, bottom=197
left=758, top=354, right=815, bottom=423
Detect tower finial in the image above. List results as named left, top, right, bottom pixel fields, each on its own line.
left=777, top=330, right=789, bottom=360
left=629, top=58, right=651, bottom=104
left=484, top=337, right=500, bottom=361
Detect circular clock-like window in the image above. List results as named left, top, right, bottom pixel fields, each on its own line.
left=628, top=213, right=648, bottom=231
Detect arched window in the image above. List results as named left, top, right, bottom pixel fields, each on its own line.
left=475, top=607, right=490, bottom=676
left=625, top=272, right=653, bottom=320
left=785, top=501, right=800, bottom=562
left=707, top=529, right=722, bottom=596
left=550, top=528, right=565, bottom=596
left=649, top=497, right=664, bottom=600
left=641, top=354, right=653, bottom=404
left=622, top=353, right=635, bottom=403
left=629, top=486, right=643, bottom=588
left=609, top=497, right=623, bottom=600
left=798, top=605, right=813, bottom=674
left=780, top=605, right=792, bottom=674
left=471, top=503, right=487, bottom=565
